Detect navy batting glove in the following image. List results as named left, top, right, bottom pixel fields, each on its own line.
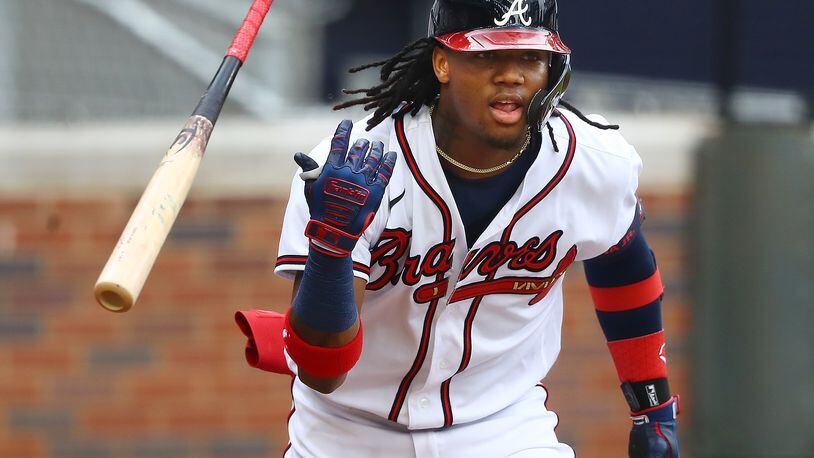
left=629, top=397, right=680, bottom=458
left=294, top=119, right=397, bottom=257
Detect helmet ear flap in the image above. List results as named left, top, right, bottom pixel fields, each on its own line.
left=528, top=54, right=571, bottom=131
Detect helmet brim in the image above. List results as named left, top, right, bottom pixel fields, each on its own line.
left=436, top=28, right=570, bottom=54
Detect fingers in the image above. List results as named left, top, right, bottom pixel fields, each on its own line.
left=360, top=140, right=383, bottom=181
left=378, top=151, right=397, bottom=184
left=327, top=119, right=353, bottom=168
left=360, top=142, right=397, bottom=186
left=347, top=139, right=370, bottom=172
left=302, top=118, right=397, bottom=186
left=294, top=152, right=319, bottom=172
left=294, top=152, right=322, bottom=181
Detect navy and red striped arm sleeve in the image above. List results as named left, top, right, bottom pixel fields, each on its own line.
left=584, top=204, right=672, bottom=412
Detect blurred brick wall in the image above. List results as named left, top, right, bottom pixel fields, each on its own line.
left=0, top=191, right=689, bottom=457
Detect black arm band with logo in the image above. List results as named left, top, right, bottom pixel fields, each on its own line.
left=621, top=378, right=671, bottom=412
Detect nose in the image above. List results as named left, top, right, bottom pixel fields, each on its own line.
left=492, top=58, right=525, bottom=86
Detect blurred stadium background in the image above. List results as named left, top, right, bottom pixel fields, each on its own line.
left=0, top=0, right=811, bottom=457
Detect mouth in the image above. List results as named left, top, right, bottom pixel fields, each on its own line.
left=488, top=94, right=525, bottom=125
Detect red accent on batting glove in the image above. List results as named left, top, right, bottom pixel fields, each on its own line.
left=234, top=309, right=293, bottom=376
left=590, top=268, right=664, bottom=312
left=630, top=395, right=681, bottom=423
left=304, top=219, right=360, bottom=257
left=283, top=309, right=363, bottom=379
left=607, top=330, right=668, bottom=382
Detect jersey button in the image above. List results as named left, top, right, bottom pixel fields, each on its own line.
left=439, top=359, right=449, bottom=369
left=419, top=397, right=430, bottom=408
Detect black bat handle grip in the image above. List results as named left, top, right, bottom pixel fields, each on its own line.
left=191, top=56, right=242, bottom=125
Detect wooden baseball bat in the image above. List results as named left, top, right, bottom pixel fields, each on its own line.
left=95, top=0, right=275, bottom=313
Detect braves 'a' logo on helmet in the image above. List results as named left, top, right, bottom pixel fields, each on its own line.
left=494, top=0, right=533, bottom=26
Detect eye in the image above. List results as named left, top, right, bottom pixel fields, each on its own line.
left=522, top=52, right=543, bottom=62
left=474, top=51, right=492, bottom=59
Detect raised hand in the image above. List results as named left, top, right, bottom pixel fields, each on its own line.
left=294, top=119, right=397, bottom=257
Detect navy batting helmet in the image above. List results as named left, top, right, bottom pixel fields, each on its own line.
left=428, top=0, right=571, bottom=128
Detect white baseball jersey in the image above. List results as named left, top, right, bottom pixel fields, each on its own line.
left=276, top=105, right=641, bottom=446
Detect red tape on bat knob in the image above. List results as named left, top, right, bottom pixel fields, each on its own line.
left=227, top=0, right=275, bottom=62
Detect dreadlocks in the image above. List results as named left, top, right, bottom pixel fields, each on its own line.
left=544, top=101, right=620, bottom=153
left=333, top=37, right=439, bottom=131
left=334, top=38, right=621, bottom=139
left=559, top=100, right=619, bottom=130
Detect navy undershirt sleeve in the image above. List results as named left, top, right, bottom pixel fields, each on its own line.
left=293, top=247, right=357, bottom=334
left=584, top=212, right=664, bottom=342
left=584, top=226, right=656, bottom=286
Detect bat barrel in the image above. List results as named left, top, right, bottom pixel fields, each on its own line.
left=95, top=281, right=134, bottom=313
left=94, top=0, right=276, bottom=313
left=94, top=55, right=242, bottom=313
left=94, top=114, right=213, bottom=313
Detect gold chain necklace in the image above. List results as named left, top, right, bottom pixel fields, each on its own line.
left=430, top=104, right=530, bottom=175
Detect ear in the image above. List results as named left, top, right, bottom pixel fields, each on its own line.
left=432, top=47, right=450, bottom=84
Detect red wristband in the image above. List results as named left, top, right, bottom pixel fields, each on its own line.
left=283, top=309, right=363, bottom=379
left=607, top=330, right=668, bottom=382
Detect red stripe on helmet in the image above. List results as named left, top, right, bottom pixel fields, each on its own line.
left=436, top=28, right=570, bottom=54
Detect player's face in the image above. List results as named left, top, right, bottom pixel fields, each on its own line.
left=433, top=47, right=550, bottom=149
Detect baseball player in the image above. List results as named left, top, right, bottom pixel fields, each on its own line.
left=236, top=0, right=680, bottom=456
